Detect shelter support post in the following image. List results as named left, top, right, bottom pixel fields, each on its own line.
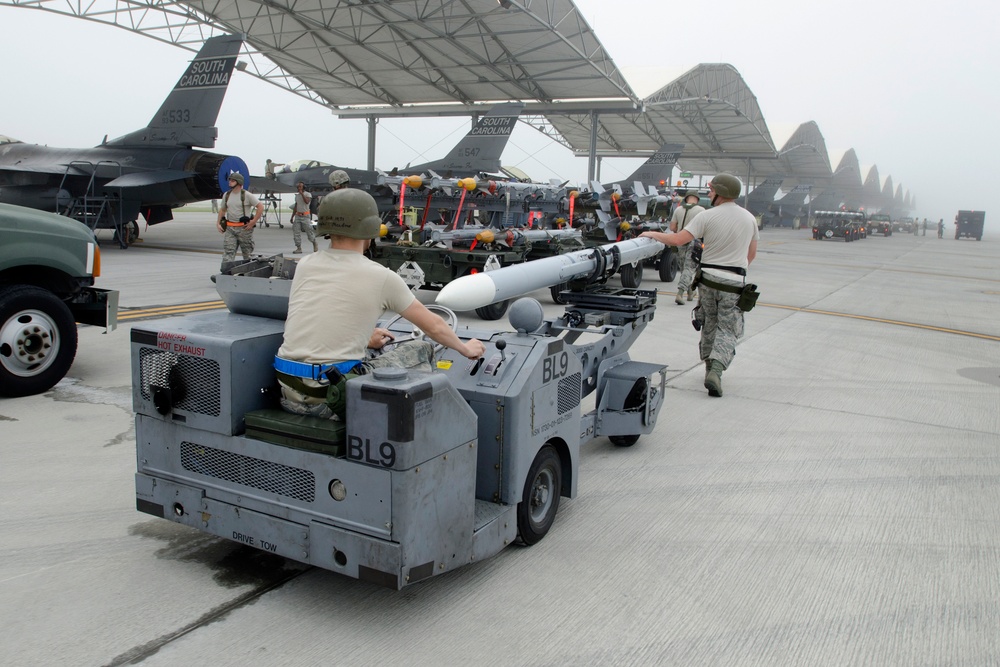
left=587, top=111, right=598, bottom=184
left=367, top=116, right=378, bottom=171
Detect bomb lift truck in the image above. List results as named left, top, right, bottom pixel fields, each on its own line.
left=132, top=243, right=666, bottom=589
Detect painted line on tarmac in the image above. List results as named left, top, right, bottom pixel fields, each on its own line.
left=762, top=303, right=1000, bottom=342
left=117, top=301, right=226, bottom=322
left=663, top=290, right=1000, bottom=343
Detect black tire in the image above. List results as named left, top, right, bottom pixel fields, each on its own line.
left=0, top=285, right=78, bottom=397
left=610, top=434, right=640, bottom=447
left=475, top=300, right=509, bottom=321
left=658, top=250, right=678, bottom=282
left=517, top=445, right=562, bottom=546
left=550, top=283, right=569, bottom=305
left=619, top=261, right=643, bottom=288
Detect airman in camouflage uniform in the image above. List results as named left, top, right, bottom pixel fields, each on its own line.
left=640, top=173, right=758, bottom=397
left=671, top=191, right=706, bottom=304
left=217, top=172, right=263, bottom=266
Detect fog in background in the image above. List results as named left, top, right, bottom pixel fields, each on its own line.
left=1, top=0, right=996, bottom=225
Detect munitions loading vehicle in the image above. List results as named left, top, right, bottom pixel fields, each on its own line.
left=812, top=210, right=867, bottom=242
left=954, top=210, right=985, bottom=240
left=0, top=202, right=119, bottom=397
left=132, top=240, right=667, bottom=589
left=868, top=213, right=893, bottom=236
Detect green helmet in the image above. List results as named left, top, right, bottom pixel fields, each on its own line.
left=684, top=190, right=701, bottom=204
left=329, top=169, right=350, bottom=187
left=709, top=173, right=741, bottom=199
left=316, top=188, right=381, bottom=239
left=228, top=172, right=244, bottom=186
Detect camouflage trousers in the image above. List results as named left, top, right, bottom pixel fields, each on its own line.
left=291, top=214, right=316, bottom=249
left=676, top=243, right=698, bottom=296
left=222, top=226, right=254, bottom=263
left=697, top=274, right=745, bottom=369
left=278, top=341, right=435, bottom=421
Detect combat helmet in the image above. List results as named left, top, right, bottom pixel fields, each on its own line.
left=684, top=190, right=701, bottom=204
left=316, top=188, right=381, bottom=239
left=708, top=173, right=741, bottom=199
left=329, top=169, right=350, bottom=188
left=228, top=172, right=244, bottom=186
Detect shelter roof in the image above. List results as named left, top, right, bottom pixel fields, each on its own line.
left=534, top=64, right=778, bottom=171
left=14, top=0, right=638, bottom=112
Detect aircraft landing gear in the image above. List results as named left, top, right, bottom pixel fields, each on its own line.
left=113, top=220, right=140, bottom=248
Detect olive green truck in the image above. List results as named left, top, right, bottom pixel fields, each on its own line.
left=0, top=203, right=118, bottom=397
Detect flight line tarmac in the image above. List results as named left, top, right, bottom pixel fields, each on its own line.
left=2, top=213, right=999, bottom=666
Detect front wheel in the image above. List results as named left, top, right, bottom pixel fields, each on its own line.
left=610, top=434, right=640, bottom=447
left=0, top=286, right=78, bottom=397
left=619, top=260, right=643, bottom=288
left=550, top=283, right=569, bottom=305
left=658, top=251, right=678, bottom=282
left=517, top=445, right=562, bottom=546
left=475, top=300, right=509, bottom=321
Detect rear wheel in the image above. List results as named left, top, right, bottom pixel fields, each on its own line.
left=0, top=286, right=78, bottom=397
left=517, top=445, right=562, bottom=546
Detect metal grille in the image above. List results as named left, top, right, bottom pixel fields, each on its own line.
left=557, top=372, right=581, bottom=415
left=180, top=441, right=316, bottom=502
left=139, top=348, right=221, bottom=416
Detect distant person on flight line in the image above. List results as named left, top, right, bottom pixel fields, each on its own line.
left=670, top=190, right=706, bottom=305
left=291, top=181, right=317, bottom=254
left=217, top=172, right=263, bottom=267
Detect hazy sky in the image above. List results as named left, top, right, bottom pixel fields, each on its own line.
left=1, top=0, right=997, bottom=224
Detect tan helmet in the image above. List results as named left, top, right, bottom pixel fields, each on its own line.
left=329, top=169, right=350, bottom=188
left=709, top=173, right=741, bottom=199
left=316, top=189, right=381, bottom=239
left=228, top=172, right=244, bottom=186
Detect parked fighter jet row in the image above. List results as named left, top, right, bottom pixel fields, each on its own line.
left=0, top=32, right=911, bottom=250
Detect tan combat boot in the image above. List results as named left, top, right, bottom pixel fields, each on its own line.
left=704, top=360, right=724, bottom=397
left=313, top=241, right=319, bottom=252
left=293, top=247, right=302, bottom=254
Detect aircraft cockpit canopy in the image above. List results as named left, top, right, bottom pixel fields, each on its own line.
left=282, top=159, right=332, bottom=173
left=0, top=135, right=23, bottom=145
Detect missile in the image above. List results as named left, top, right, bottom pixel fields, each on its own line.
left=436, top=237, right=664, bottom=311
left=430, top=227, right=582, bottom=245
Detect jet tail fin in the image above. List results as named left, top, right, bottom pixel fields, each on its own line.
left=624, top=142, right=684, bottom=187
left=105, top=34, right=243, bottom=149
left=407, top=102, right=525, bottom=176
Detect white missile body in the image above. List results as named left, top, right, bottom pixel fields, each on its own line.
left=436, top=237, right=665, bottom=311
left=430, top=227, right=582, bottom=245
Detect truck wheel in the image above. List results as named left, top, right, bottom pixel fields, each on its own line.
left=0, top=286, right=78, bottom=397
left=609, top=434, right=640, bottom=447
left=475, top=300, right=509, bottom=321
left=619, top=261, right=643, bottom=288
left=658, top=251, right=678, bottom=282
left=517, top=445, right=562, bottom=546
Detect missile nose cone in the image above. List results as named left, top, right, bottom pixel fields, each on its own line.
left=436, top=272, right=499, bottom=311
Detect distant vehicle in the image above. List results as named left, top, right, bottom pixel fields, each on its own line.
left=893, top=217, right=914, bottom=234
left=868, top=213, right=893, bottom=236
left=0, top=203, right=118, bottom=396
left=0, top=35, right=247, bottom=248
left=812, top=210, right=866, bottom=242
left=954, top=211, right=985, bottom=240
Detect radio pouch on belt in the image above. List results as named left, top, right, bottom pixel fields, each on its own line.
left=736, top=284, right=760, bottom=312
